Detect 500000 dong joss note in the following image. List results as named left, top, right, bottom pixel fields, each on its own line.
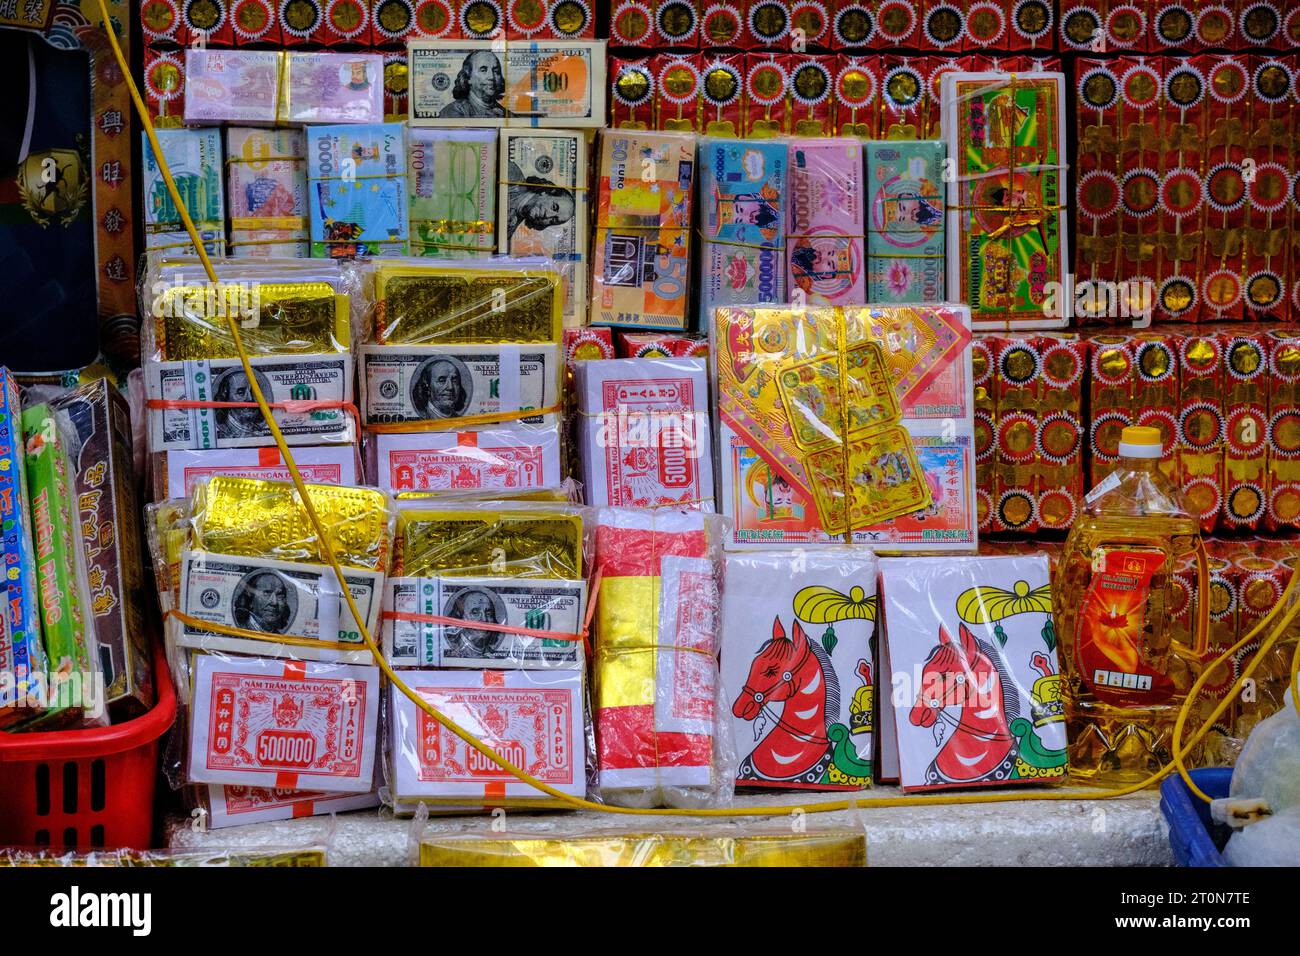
left=188, top=653, right=380, bottom=792
left=408, top=41, right=605, bottom=127
left=145, top=355, right=354, bottom=449
left=177, top=551, right=384, bottom=664
left=499, top=129, right=588, bottom=326
left=359, top=344, right=559, bottom=425
left=383, top=575, right=586, bottom=668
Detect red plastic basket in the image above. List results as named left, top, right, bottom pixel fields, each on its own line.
left=0, top=642, right=176, bottom=851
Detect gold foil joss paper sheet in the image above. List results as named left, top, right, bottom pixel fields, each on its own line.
left=190, top=477, right=393, bottom=572
left=153, top=281, right=349, bottom=360
left=419, top=831, right=867, bottom=867
left=371, top=263, right=562, bottom=345
left=394, top=507, right=583, bottom=579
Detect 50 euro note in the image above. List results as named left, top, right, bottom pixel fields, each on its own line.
left=145, top=355, right=355, bottom=449
left=408, top=129, right=497, bottom=258
left=499, top=130, right=588, bottom=327
left=359, top=343, right=560, bottom=426
left=226, top=127, right=309, bottom=258
left=176, top=550, right=384, bottom=664
left=382, top=575, right=586, bottom=668
left=407, top=40, right=606, bottom=128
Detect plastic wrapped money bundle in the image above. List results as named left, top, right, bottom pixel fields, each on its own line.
left=407, top=40, right=606, bottom=128
left=573, top=357, right=714, bottom=510
left=499, top=129, right=590, bottom=327
left=865, top=140, right=946, bottom=304
left=786, top=138, right=866, bottom=308
left=710, top=304, right=977, bottom=550
left=361, top=259, right=565, bottom=495
left=590, top=130, right=696, bottom=330
left=307, top=123, right=410, bottom=259
left=417, top=830, right=868, bottom=866
left=142, top=128, right=226, bottom=257
left=941, top=71, right=1067, bottom=330
left=183, top=49, right=384, bottom=126
left=408, top=129, right=498, bottom=258
left=697, top=137, right=788, bottom=330
left=226, top=128, right=308, bottom=258
left=141, top=257, right=359, bottom=452
left=383, top=499, right=591, bottom=809
left=592, top=507, right=728, bottom=808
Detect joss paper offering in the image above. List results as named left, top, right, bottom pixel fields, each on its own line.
left=373, top=426, right=562, bottom=494
left=877, top=555, right=1067, bottom=792
left=574, top=358, right=714, bottom=510
left=942, top=71, right=1067, bottom=330
left=499, top=129, right=589, bottom=327
left=382, top=576, right=585, bottom=669
left=407, top=40, right=606, bottom=127
left=208, top=785, right=379, bottom=829
left=188, top=653, right=380, bottom=792
left=226, top=128, right=309, bottom=258
left=307, top=123, right=409, bottom=258
left=183, top=50, right=280, bottom=124
left=393, top=505, right=583, bottom=580
left=697, top=137, right=787, bottom=329
left=370, top=261, right=563, bottom=345
left=142, top=128, right=226, bottom=257
left=590, top=130, right=696, bottom=330
left=722, top=550, right=876, bottom=791
left=786, top=138, right=867, bottom=308
left=408, top=129, right=497, bottom=258
left=866, top=140, right=946, bottom=303
left=282, top=52, right=384, bottom=125
left=388, top=668, right=586, bottom=804
left=593, top=507, right=723, bottom=807
left=155, top=445, right=360, bottom=501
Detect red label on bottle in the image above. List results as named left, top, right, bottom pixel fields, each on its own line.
left=1075, top=549, right=1176, bottom=706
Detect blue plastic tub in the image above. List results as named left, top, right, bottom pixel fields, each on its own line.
left=1159, top=768, right=1234, bottom=867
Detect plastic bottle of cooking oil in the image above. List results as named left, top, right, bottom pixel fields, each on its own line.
left=1055, top=425, right=1208, bottom=784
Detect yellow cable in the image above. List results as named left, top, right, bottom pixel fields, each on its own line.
left=100, top=2, right=1298, bottom=819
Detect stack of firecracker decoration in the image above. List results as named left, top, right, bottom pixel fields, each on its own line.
left=13, top=0, right=1300, bottom=866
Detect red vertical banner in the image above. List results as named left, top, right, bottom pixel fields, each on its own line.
left=1199, top=54, right=1246, bottom=322
left=833, top=55, right=878, bottom=137
left=1265, top=330, right=1300, bottom=532
left=700, top=53, right=745, bottom=137
left=611, top=56, right=656, bottom=130
left=1075, top=57, right=1122, bottom=325
left=1115, top=58, right=1160, bottom=325
left=1223, top=332, right=1270, bottom=532
left=1155, top=57, right=1207, bottom=323
left=1088, top=334, right=1136, bottom=488
left=1035, top=335, right=1086, bottom=533
left=990, top=336, right=1041, bottom=534
left=972, top=336, right=997, bottom=535
left=743, top=53, right=791, bottom=136
left=1176, top=332, right=1226, bottom=532
left=1132, top=333, right=1181, bottom=485
left=1243, top=56, right=1294, bottom=323
left=653, top=53, right=703, bottom=132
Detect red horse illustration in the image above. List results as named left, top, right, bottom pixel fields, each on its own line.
left=909, top=622, right=1020, bottom=787
left=732, top=618, right=839, bottom=784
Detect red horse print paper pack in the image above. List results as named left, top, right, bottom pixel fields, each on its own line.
left=721, top=550, right=877, bottom=791
left=879, top=554, right=1068, bottom=792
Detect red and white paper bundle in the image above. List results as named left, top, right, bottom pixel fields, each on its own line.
left=574, top=358, right=713, bottom=510
left=593, top=507, right=720, bottom=805
left=156, top=445, right=360, bottom=500
left=372, top=426, right=562, bottom=494
left=388, top=668, right=585, bottom=804
left=207, top=784, right=380, bottom=829
left=188, top=654, right=380, bottom=793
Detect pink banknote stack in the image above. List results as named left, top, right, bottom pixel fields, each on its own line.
left=786, top=138, right=868, bottom=308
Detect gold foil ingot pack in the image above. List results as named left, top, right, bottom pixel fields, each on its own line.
left=373, top=264, right=562, bottom=345
left=394, top=508, right=583, bottom=579
left=191, top=476, right=392, bottom=572
left=418, top=832, right=866, bottom=867
left=155, top=281, right=349, bottom=360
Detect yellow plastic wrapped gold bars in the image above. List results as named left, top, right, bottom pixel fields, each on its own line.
left=191, top=477, right=392, bottom=572
left=372, top=264, right=562, bottom=345
left=394, top=507, right=583, bottom=579
left=154, top=282, right=349, bottom=360
left=418, top=832, right=867, bottom=867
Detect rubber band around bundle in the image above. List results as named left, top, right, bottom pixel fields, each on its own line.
left=147, top=396, right=362, bottom=436
left=167, top=608, right=365, bottom=653
left=226, top=155, right=306, bottom=164
left=381, top=609, right=584, bottom=644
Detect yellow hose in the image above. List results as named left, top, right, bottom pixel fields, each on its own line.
left=99, top=3, right=1296, bottom=817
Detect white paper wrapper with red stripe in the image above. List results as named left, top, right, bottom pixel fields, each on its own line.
left=592, top=507, right=731, bottom=809
left=372, top=425, right=562, bottom=494
left=388, top=668, right=585, bottom=804
left=188, top=654, right=380, bottom=793
left=158, top=445, right=360, bottom=500
left=207, top=783, right=380, bottom=828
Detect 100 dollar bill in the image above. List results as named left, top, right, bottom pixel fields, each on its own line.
left=408, top=40, right=606, bottom=127
left=359, top=344, right=559, bottom=426
left=177, top=550, right=383, bottom=664
left=383, top=575, right=585, bottom=669
left=146, top=355, right=354, bottom=449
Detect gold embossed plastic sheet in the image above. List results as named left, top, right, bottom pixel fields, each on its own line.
left=418, top=830, right=866, bottom=867
left=392, top=499, right=587, bottom=579
left=368, top=257, right=564, bottom=345
left=142, top=256, right=359, bottom=361
left=0, top=847, right=327, bottom=867
left=189, top=476, right=395, bottom=572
